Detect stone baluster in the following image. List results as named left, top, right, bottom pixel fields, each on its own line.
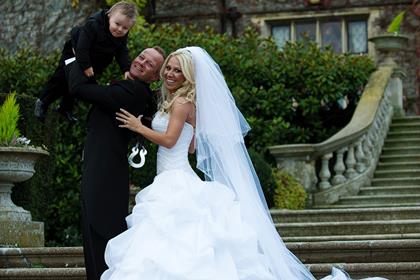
left=355, top=138, right=366, bottom=173
left=345, top=143, right=357, bottom=179
left=332, top=147, right=347, bottom=185
left=371, top=120, right=380, bottom=153
left=362, top=134, right=372, bottom=166
left=319, top=153, right=333, bottom=190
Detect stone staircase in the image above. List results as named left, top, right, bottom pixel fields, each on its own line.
left=273, top=116, right=420, bottom=279
left=1, top=117, right=420, bottom=279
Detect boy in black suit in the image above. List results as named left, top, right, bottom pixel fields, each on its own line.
left=35, top=1, right=137, bottom=122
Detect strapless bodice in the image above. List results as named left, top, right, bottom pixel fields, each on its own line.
left=152, top=112, right=194, bottom=174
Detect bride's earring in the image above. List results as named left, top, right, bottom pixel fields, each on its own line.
left=128, top=142, right=147, bottom=168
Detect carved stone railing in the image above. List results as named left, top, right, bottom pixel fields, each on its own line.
left=268, top=66, right=404, bottom=207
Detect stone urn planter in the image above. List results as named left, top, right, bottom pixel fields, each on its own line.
left=369, top=33, right=409, bottom=117
left=0, top=146, right=49, bottom=247
left=369, top=33, right=409, bottom=67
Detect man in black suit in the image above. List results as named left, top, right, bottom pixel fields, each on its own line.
left=65, top=46, right=165, bottom=280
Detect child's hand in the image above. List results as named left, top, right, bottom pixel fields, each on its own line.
left=124, top=71, right=131, bottom=80
left=84, top=67, right=94, bottom=78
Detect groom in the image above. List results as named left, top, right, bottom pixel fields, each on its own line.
left=65, top=46, right=165, bottom=280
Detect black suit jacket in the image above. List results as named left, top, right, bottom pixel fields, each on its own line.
left=66, top=61, right=156, bottom=239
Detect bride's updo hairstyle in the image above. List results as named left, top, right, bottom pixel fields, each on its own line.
left=158, top=48, right=195, bottom=113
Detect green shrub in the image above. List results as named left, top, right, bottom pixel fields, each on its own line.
left=248, top=148, right=277, bottom=208
left=0, top=92, right=20, bottom=145
left=273, top=170, right=307, bottom=209
left=0, top=48, right=59, bottom=96
left=126, top=24, right=375, bottom=152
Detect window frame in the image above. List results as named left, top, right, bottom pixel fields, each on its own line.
left=270, top=14, right=369, bottom=54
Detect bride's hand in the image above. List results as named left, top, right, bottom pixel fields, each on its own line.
left=116, top=108, right=144, bottom=134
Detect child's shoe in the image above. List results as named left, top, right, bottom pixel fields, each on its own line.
left=34, top=99, right=47, bottom=122
left=55, top=106, right=78, bottom=123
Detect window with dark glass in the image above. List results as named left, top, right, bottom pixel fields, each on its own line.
left=347, top=20, right=367, bottom=53
left=321, top=21, right=342, bottom=52
left=296, top=21, right=316, bottom=41
left=271, top=16, right=368, bottom=54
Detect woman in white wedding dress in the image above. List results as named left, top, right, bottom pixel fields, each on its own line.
left=102, top=47, right=387, bottom=280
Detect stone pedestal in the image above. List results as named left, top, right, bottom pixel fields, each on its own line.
left=0, top=221, right=44, bottom=247
left=369, top=33, right=409, bottom=117
left=0, top=147, right=48, bottom=247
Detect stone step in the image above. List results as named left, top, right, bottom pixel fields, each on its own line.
left=389, top=122, right=420, bottom=131
left=282, top=233, right=420, bottom=242
left=336, top=194, right=420, bottom=205
left=386, top=130, right=420, bottom=139
left=0, top=267, right=86, bottom=280
left=392, top=116, right=420, bottom=123
left=373, top=169, right=420, bottom=178
left=3, top=240, right=419, bottom=269
left=289, top=239, right=420, bottom=264
left=359, top=185, right=420, bottom=195
left=315, top=202, right=420, bottom=208
left=386, top=130, right=420, bottom=140
left=308, top=262, right=420, bottom=280
left=379, top=154, right=420, bottom=163
left=371, top=177, right=420, bottom=186
left=271, top=206, right=420, bottom=223
left=384, top=138, right=420, bottom=148
left=0, top=247, right=83, bottom=269
left=375, top=161, right=420, bottom=171
left=1, top=263, right=419, bottom=280
left=381, top=146, right=420, bottom=155
left=275, top=219, right=420, bottom=237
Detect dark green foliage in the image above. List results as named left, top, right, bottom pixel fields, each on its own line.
left=248, top=149, right=277, bottom=208
left=128, top=24, right=375, bottom=151
left=0, top=23, right=375, bottom=244
left=0, top=48, right=59, bottom=96
left=273, top=170, right=307, bottom=209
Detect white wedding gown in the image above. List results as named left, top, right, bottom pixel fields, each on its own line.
left=101, top=112, right=385, bottom=280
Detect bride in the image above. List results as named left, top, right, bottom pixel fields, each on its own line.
left=103, top=47, right=386, bottom=280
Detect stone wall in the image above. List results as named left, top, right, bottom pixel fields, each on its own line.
left=0, top=0, right=97, bottom=53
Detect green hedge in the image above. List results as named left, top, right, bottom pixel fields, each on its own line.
left=130, top=24, right=375, bottom=151
left=0, top=23, right=375, bottom=245
left=273, top=170, right=307, bottom=209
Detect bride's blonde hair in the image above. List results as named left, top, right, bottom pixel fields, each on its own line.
left=158, top=49, right=195, bottom=113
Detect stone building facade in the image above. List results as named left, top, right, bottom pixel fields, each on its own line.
left=146, top=0, right=420, bottom=114
left=1, top=0, right=419, bottom=113
left=0, top=0, right=97, bottom=53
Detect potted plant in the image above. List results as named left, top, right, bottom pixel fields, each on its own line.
left=0, top=92, right=49, bottom=247
left=369, top=11, right=409, bottom=66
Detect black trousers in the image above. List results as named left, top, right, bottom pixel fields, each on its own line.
left=39, top=40, right=75, bottom=111
left=82, top=202, right=108, bottom=280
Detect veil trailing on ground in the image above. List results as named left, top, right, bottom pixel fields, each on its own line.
left=185, top=46, right=317, bottom=279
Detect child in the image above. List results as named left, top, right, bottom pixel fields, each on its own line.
left=34, top=1, right=137, bottom=122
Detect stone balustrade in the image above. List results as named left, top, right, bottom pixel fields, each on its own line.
left=269, top=66, right=403, bottom=206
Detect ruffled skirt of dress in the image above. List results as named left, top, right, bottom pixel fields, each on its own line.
left=101, top=169, right=275, bottom=280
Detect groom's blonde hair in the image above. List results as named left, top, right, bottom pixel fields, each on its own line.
left=159, top=49, right=195, bottom=113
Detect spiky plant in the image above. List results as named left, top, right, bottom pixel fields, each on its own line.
left=387, top=11, right=405, bottom=34
left=0, top=92, right=20, bottom=145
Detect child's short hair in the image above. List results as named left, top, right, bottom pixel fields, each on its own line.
left=107, top=1, right=138, bottom=21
